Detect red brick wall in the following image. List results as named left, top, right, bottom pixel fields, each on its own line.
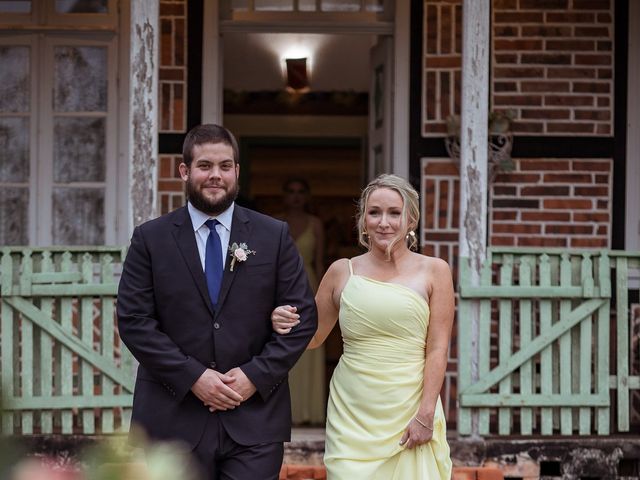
left=159, top=0, right=187, bottom=133
left=158, top=0, right=188, bottom=215
left=491, top=158, right=612, bottom=248
left=422, top=0, right=463, bottom=136
left=158, top=154, right=185, bottom=214
left=422, top=0, right=615, bottom=137
left=493, top=0, right=614, bottom=135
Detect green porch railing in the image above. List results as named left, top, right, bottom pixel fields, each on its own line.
left=0, top=247, right=134, bottom=435
left=458, top=248, right=640, bottom=436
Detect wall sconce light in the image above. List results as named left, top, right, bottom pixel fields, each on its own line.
left=285, top=57, right=310, bottom=93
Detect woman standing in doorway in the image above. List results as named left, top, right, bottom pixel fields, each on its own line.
left=277, top=178, right=326, bottom=425
left=273, top=174, right=453, bottom=478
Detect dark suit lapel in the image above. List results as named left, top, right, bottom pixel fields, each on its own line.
left=214, top=206, right=252, bottom=320
left=172, top=206, right=214, bottom=316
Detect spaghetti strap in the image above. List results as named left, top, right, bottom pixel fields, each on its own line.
left=348, top=259, right=353, bottom=275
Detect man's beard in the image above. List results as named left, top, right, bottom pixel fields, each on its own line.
left=186, top=176, right=239, bottom=215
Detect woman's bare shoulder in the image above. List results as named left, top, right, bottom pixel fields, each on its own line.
left=325, top=258, right=350, bottom=277
left=411, top=252, right=449, bottom=267
left=410, top=253, right=452, bottom=277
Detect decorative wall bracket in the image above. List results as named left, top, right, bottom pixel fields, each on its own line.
left=445, top=132, right=514, bottom=179
left=444, top=111, right=516, bottom=180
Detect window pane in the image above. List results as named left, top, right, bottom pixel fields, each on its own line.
left=230, top=0, right=249, bottom=10
left=55, top=0, right=108, bottom=13
left=365, top=0, right=383, bottom=12
left=321, top=0, right=360, bottom=12
left=54, top=46, right=107, bottom=112
left=298, top=0, right=317, bottom=11
left=53, top=117, right=105, bottom=182
left=0, top=187, right=28, bottom=245
left=0, top=46, right=30, bottom=113
left=255, top=0, right=293, bottom=11
left=0, top=117, right=29, bottom=182
left=0, top=1, right=31, bottom=13
left=52, top=187, right=104, bottom=245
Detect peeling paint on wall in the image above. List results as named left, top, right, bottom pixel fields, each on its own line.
left=130, top=15, right=158, bottom=228
left=463, top=164, right=485, bottom=273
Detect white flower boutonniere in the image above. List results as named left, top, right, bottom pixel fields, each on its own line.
left=229, top=242, right=255, bottom=271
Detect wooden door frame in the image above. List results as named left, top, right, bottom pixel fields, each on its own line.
left=200, top=0, right=410, bottom=178
left=627, top=0, right=640, bottom=253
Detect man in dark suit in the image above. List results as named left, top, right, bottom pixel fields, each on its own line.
left=116, top=124, right=317, bottom=479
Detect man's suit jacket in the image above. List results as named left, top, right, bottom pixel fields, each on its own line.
left=116, top=205, right=318, bottom=448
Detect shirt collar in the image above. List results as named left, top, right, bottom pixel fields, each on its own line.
left=187, top=201, right=235, bottom=233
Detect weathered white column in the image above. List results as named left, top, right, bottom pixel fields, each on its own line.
left=459, top=0, right=490, bottom=437
left=202, top=0, right=223, bottom=124
left=128, top=1, right=159, bottom=230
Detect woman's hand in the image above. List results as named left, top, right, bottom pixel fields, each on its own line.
left=399, top=416, right=434, bottom=449
left=271, top=305, right=300, bottom=334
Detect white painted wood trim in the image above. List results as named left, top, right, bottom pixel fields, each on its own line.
left=28, top=35, right=38, bottom=245
left=459, top=0, right=490, bottom=266
left=368, top=37, right=394, bottom=180
left=219, top=11, right=393, bottom=34
left=392, top=0, right=409, bottom=180
left=626, top=0, right=640, bottom=253
left=627, top=1, right=640, bottom=289
left=458, top=0, right=491, bottom=437
left=117, top=0, right=132, bottom=244
left=202, top=0, right=223, bottom=124
left=219, top=19, right=393, bottom=34
left=39, top=35, right=54, bottom=245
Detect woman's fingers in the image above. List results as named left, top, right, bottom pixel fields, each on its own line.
left=274, top=326, right=292, bottom=334
left=271, top=305, right=300, bottom=335
left=399, top=428, right=409, bottom=446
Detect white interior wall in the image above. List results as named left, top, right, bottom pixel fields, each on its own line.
left=222, top=33, right=374, bottom=91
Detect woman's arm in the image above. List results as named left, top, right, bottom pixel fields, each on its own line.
left=401, top=257, right=454, bottom=448
left=306, top=258, right=345, bottom=348
left=312, top=215, right=326, bottom=280
left=417, top=258, right=455, bottom=424
left=271, top=259, right=347, bottom=349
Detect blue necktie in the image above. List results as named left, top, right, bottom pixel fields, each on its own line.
left=204, top=219, right=223, bottom=307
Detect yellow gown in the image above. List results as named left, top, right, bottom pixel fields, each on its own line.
left=288, top=220, right=326, bottom=424
left=324, top=260, right=452, bottom=479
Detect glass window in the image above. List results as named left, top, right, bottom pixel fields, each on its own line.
left=0, top=1, right=31, bottom=13
left=52, top=187, right=105, bottom=244
left=0, top=187, right=29, bottom=245
left=53, top=117, right=106, bottom=183
left=321, top=0, right=360, bottom=12
left=0, top=117, right=30, bottom=182
left=298, top=0, right=317, bottom=11
left=365, top=0, right=384, bottom=12
left=0, top=46, right=30, bottom=113
left=54, top=46, right=107, bottom=112
left=254, top=0, right=293, bottom=11
left=228, top=0, right=386, bottom=13
left=230, top=0, right=249, bottom=10
left=55, top=0, right=108, bottom=14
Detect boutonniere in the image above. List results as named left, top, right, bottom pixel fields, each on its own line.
left=228, top=242, right=256, bottom=271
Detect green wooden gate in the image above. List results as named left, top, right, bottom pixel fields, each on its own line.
left=0, top=247, right=134, bottom=435
left=458, top=248, right=640, bottom=436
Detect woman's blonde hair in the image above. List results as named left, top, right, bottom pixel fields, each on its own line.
left=356, top=174, right=420, bottom=257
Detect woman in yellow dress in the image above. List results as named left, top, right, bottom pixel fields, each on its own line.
left=272, top=174, right=453, bottom=479
left=276, top=178, right=326, bottom=425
